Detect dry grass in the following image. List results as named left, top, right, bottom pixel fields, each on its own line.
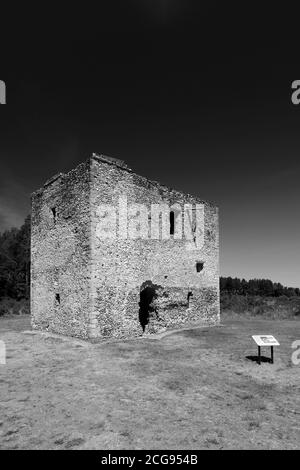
left=0, top=314, right=299, bottom=449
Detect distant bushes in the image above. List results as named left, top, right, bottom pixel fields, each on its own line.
left=0, top=297, right=30, bottom=317
left=221, top=292, right=300, bottom=319
left=220, top=277, right=300, bottom=318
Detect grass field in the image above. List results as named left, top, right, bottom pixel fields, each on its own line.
left=0, top=314, right=299, bottom=450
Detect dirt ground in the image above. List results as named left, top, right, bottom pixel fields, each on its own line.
left=0, top=314, right=299, bottom=450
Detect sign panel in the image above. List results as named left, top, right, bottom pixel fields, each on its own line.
left=252, top=335, right=280, bottom=347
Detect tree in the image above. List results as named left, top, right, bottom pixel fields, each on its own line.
left=219, top=276, right=300, bottom=298
left=0, top=215, right=31, bottom=300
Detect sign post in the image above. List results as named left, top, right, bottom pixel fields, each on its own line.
left=252, top=335, right=280, bottom=365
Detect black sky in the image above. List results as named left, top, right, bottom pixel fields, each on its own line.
left=1, top=2, right=300, bottom=286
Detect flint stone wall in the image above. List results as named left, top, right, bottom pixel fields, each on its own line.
left=31, top=154, right=219, bottom=339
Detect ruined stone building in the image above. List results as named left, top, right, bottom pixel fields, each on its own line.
left=31, top=154, right=219, bottom=339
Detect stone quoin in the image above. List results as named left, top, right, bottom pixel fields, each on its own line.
left=30, top=153, right=220, bottom=339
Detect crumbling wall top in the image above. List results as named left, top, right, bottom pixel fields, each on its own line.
left=91, top=153, right=132, bottom=171
left=43, top=172, right=65, bottom=188
left=31, top=152, right=218, bottom=209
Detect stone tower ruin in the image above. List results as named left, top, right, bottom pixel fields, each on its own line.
left=31, top=154, right=219, bottom=339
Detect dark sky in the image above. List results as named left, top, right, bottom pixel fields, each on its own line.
left=1, top=2, right=300, bottom=287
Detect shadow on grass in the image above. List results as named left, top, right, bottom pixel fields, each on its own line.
left=246, top=355, right=273, bottom=364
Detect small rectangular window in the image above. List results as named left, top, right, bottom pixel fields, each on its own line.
left=51, top=207, right=57, bottom=223
left=196, top=262, right=204, bottom=273
left=55, top=293, right=60, bottom=304
left=187, top=291, right=193, bottom=307
left=170, top=211, right=175, bottom=235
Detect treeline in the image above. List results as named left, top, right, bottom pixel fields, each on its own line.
left=220, top=276, right=300, bottom=298
left=0, top=215, right=31, bottom=301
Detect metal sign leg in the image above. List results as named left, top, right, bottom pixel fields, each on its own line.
left=271, top=346, right=274, bottom=364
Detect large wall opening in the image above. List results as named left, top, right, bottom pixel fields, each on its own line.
left=139, top=280, right=160, bottom=332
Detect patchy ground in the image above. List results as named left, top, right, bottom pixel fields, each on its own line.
left=0, top=314, right=299, bottom=450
